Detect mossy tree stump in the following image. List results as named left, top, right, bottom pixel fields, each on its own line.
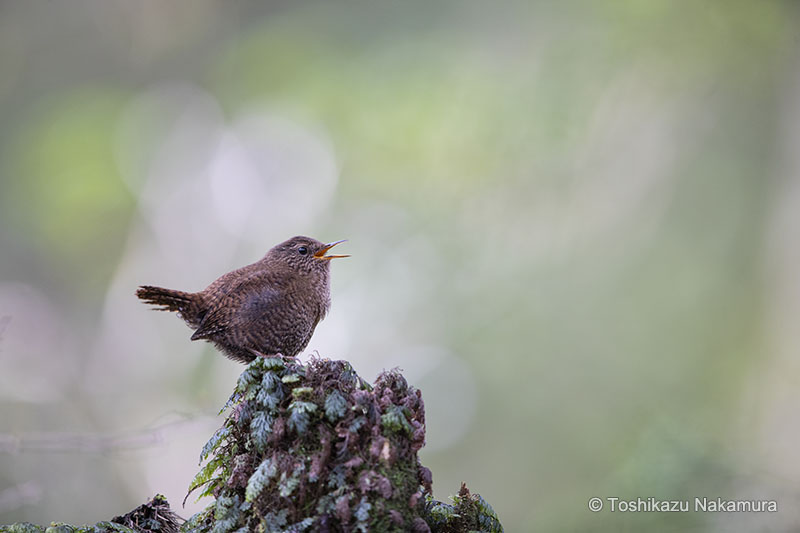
left=1, top=358, right=502, bottom=533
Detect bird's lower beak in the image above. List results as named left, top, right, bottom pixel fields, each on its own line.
left=315, top=239, right=350, bottom=260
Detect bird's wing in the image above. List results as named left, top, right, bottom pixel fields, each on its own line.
left=190, top=304, right=230, bottom=340
left=190, top=272, right=281, bottom=341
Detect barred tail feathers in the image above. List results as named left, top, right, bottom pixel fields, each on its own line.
left=136, top=285, right=196, bottom=314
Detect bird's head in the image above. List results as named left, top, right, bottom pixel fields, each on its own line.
left=266, top=236, right=349, bottom=276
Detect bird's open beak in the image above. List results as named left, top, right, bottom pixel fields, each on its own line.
left=315, top=239, right=350, bottom=260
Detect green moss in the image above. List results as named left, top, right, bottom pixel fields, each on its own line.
left=0, top=525, right=45, bottom=533
left=381, top=405, right=414, bottom=434
left=422, top=484, right=504, bottom=533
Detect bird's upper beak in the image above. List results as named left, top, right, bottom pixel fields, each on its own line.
left=315, top=239, right=350, bottom=260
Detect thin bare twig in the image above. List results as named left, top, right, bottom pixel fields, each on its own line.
left=0, top=416, right=198, bottom=455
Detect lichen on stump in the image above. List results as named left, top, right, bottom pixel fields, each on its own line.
left=183, top=357, right=502, bottom=532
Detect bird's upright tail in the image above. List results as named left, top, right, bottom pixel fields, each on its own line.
left=137, top=285, right=196, bottom=314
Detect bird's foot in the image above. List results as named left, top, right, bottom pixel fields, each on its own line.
left=307, top=350, right=330, bottom=363
left=247, top=348, right=299, bottom=363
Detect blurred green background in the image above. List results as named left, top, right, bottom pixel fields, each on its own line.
left=1, top=1, right=799, bottom=531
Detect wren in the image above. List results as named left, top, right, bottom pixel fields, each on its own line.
left=136, top=236, right=348, bottom=363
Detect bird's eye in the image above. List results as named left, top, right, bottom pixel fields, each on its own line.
left=298, top=246, right=309, bottom=255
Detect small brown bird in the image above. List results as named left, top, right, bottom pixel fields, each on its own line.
left=136, top=236, right=348, bottom=363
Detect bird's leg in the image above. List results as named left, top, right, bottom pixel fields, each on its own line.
left=248, top=348, right=270, bottom=359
